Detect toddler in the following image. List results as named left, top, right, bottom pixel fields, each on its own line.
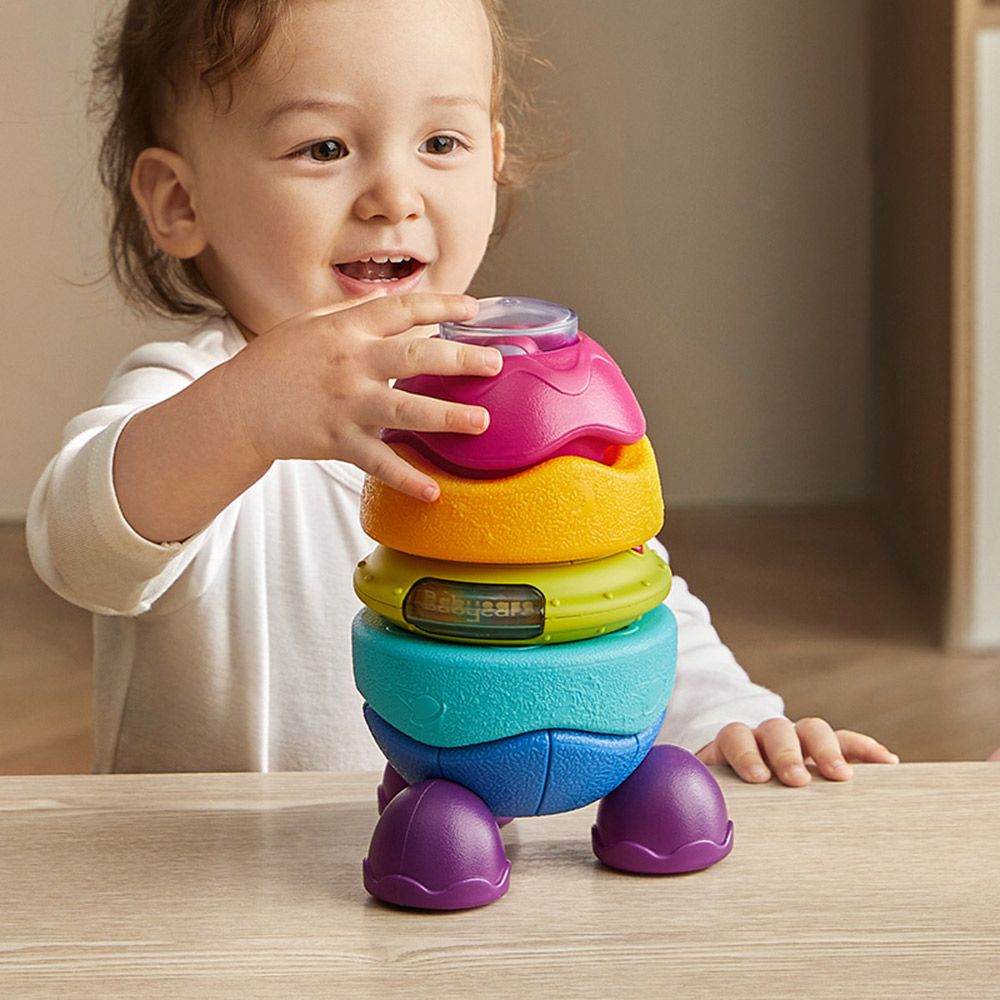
left=28, top=0, right=897, bottom=782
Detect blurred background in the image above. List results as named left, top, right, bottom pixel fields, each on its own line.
left=2, top=0, right=999, bottom=773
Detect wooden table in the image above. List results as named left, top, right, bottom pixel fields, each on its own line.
left=0, top=764, right=997, bottom=999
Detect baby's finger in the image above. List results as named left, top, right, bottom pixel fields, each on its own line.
left=336, top=292, right=479, bottom=340
left=715, top=722, right=771, bottom=783
left=348, top=434, right=441, bottom=503
left=795, top=717, right=853, bottom=781
left=362, top=386, right=491, bottom=437
left=369, top=333, right=503, bottom=381
left=756, top=717, right=811, bottom=786
left=264, top=288, right=389, bottom=334
left=302, top=287, right=389, bottom=320
left=835, top=729, right=900, bottom=764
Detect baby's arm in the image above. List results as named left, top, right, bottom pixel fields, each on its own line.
left=114, top=292, right=499, bottom=543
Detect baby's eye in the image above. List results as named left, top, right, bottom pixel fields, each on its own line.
left=295, top=139, right=348, bottom=162
left=421, top=135, right=466, bottom=156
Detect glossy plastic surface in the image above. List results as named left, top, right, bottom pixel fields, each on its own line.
left=439, top=296, right=579, bottom=354
left=384, top=332, right=645, bottom=477
left=592, top=744, right=734, bottom=874
left=363, top=779, right=511, bottom=910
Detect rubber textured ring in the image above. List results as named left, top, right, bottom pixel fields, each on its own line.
left=363, top=704, right=666, bottom=817
left=360, top=436, right=664, bottom=564
left=351, top=603, right=677, bottom=748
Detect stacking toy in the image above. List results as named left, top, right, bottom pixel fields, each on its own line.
left=351, top=297, right=733, bottom=910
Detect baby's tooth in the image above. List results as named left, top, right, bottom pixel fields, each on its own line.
left=371, top=256, right=390, bottom=264
left=389, top=255, right=405, bottom=263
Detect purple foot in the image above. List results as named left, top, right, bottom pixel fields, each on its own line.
left=364, top=779, right=511, bottom=910
left=592, top=744, right=734, bottom=874
left=377, top=763, right=514, bottom=828
left=376, top=764, right=409, bottom=814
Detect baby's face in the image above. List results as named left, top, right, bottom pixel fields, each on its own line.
left=173, top=0, right=501, bottom=335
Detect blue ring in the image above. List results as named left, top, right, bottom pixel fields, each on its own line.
left=352, top=603, right=677, bottom=747
left=365, top=705, right=665, bottom=817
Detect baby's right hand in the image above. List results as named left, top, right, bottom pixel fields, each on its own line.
left=220, top=291, right=501, bottom=501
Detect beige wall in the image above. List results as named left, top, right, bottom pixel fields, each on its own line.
left=488, top=0, right=872, bottom=505
left=1, top=0, right=871, bottom=517
left=1, top=0, right=178, bottom=519
left=970, top=30, right=1000, bottom=647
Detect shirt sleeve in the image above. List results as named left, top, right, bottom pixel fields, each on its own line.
left=647, top=536, right=787, bottom=753
left=26, top=336, right=237, bottom=617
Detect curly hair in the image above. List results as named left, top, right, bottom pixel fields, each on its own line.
left=90, top=0, right=560, bottom=319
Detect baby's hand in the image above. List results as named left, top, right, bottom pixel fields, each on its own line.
left=988, top=747, right=1000, bottom=762
left=222, top=291, right=501, bottom=501
left=696, top=717, right=900, bottom=786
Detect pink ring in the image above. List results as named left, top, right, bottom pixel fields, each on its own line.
left=384, top=333, right=645, bottom=477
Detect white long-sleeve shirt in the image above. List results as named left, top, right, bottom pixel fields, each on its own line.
left=26, top=316, right=785, bottom=773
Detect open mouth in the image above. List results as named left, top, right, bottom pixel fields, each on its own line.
left=334, top=256, right=424, bottom=283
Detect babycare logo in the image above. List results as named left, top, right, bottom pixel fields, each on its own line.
left=413, top=585, right=540, bottom=623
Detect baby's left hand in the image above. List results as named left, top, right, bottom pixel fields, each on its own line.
left=697, top=717, right=900, bottom=786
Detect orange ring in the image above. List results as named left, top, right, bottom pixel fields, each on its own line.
left=360, top=437, right=664, bottom=564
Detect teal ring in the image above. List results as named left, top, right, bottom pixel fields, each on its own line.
left=351, top=603, right=677, bottom=748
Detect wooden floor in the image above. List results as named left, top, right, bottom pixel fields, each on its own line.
left=2, top=507, right=999, bottom=774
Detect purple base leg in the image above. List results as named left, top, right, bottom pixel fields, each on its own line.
left=377, top=763, right=514, bottom=827
left=364, top=779, right=511, bottom=910
left=376, top=763, right=409, bottom=814
left=592, top=744, right=734, bottom=874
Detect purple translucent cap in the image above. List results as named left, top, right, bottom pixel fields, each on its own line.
left=440, top=296, right=579, bottom=355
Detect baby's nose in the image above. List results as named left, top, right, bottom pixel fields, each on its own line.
left=353, top=170, right=425, bottom=224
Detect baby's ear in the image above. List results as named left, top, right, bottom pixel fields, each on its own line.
left=492, top=121, right=506, bottom=179
left=130, top=148, right=206, bottom=259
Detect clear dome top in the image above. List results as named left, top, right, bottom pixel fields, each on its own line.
left=439, top=296, right=579, bottom=354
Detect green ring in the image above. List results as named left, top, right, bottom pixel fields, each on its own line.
left=353, top=544, right=671, bottom=645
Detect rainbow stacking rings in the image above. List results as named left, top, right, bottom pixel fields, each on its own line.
left=352, top=296, right=677, bottom=822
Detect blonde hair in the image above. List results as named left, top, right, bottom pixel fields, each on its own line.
left=90, top=0, right=560, bottom=318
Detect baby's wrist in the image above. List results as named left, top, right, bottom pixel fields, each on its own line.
left=214, top=355, right=276, bottom=470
